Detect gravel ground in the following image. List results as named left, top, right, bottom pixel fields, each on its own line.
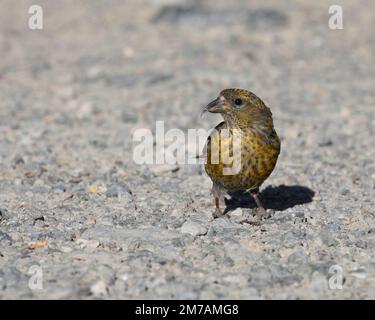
left=0, top=0, right=374, bottom=299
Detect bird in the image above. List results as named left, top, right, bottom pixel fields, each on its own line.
left=202, top=88, right=280, bottom=222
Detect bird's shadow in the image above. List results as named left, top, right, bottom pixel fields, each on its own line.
left=224, top=185, right=315, bottom=212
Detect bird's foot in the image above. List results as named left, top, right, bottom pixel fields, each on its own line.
left=255, top=207, right=271, bottom=220
left=212, top=208, right=225, bottom=219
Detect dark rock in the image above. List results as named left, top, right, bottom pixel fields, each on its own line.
left=0, top=208, right=9, bottom=221
left=106, top=182, right=132, bottom=198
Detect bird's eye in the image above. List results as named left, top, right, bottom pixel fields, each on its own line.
left=234, top=98, right=243, bottom=106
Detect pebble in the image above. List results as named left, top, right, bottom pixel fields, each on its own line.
left=106, top=182, right=132, bottom=198
left=287, top=250, right=308, bottom=265
left=148, top=164, right=180, bottom=175
left=350, top=267, right=367, bottom=279
left=90, top=280, right=108, bottom=296
left=0, top=208, right=9, bottom=221
left=0, top=231, right=12, bottom=242
left=60, top=246, right=73, bottom=253
left=229, top=208, right=243, bottom=222
left=180, top=220, right=208, bottom=236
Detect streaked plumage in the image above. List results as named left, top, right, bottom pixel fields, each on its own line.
left=203, top=88, right=280, bottom=222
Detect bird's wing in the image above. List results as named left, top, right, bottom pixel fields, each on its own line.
left=198, top=121, right=227, bottom=160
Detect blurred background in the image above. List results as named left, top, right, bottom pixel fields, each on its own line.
left=0, top=0, right=374, bottom=299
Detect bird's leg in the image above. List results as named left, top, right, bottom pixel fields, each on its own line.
left=240, top=189, right=268, bottom=225
left=250, top=189, right=269, bottom=220
left=212, top=184, right=224, bottom=218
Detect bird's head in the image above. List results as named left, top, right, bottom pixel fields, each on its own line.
left=204, top=88, right=274, bottom=129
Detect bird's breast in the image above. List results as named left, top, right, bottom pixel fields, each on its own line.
left=204, top=127, right=280, bottom=191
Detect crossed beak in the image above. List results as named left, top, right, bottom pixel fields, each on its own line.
left=205, top=96, right=228, bottom=113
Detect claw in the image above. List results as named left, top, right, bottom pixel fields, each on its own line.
left=212, top=208, right=224, bottom=219
left=255, top=207, right=270, bottom=220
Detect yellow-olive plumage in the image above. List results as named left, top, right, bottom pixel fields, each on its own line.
left=203, top=88, right=280, bottom=221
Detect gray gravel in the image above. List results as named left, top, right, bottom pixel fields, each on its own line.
left=0, top=0, right=374, bottom=299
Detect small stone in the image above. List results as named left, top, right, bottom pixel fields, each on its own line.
left=175, top=286, right=198, bottom=300
left=60, top=246, right=73, bottom=253
left=350, top=267, right=367, bottom=279
left=88, top=184, right=99, bottom=194
left=250, top=265, right=273, bottom=287
left=120, top=274, right=128, bottom=281
left=140, top=166, right=156, bottom=179
left=0, top=208, right=9, bottom=221
left=106, top=182, right=131, bottom=198
left=310, top=271, right=328, bottom=292
left=33, top=179, right=45, bottom=187
left=101, top=216, right=114, bottom=226
left=87, top=240, right=100, bottom=249
left=90, top=280, right=108, bottom=296
left=54, top=183, right=67, bottom=193
left=0, top=231, right=12, bottom=242
left=121, top=109, right=138, bottom=123
left=282, top=231, right=299, bottom=248
left=319, top=230, right=339, bottom=247
left=98, top=185, right=108, bottom=194
left=26, top=191, right=34, bottom=198
left=294, top=212, right=305, bottom=218
left=148, top=164, right=180, bottom=175
left=170, top=217, right=185, bottom=229
left=180, top=220, right=207, bottom=236
left=287, top=250, right=308, bottom=265
left=340, top=188, right=350, bottom=196
left=229, top=208, right=243, bottom=219
left=28, top=241, right=48, bottom=249
left=63, top=192, right=74, bottom=201
left=77, top=101, right=94, bottom=119
left=76, top=238, right=89, bottom=248
left=13, top=155, right=25, bottom=166
left=85, top=216, right=97, bottom=225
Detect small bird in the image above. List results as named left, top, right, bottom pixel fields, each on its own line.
left=203, top=88, right=280, bottom=222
